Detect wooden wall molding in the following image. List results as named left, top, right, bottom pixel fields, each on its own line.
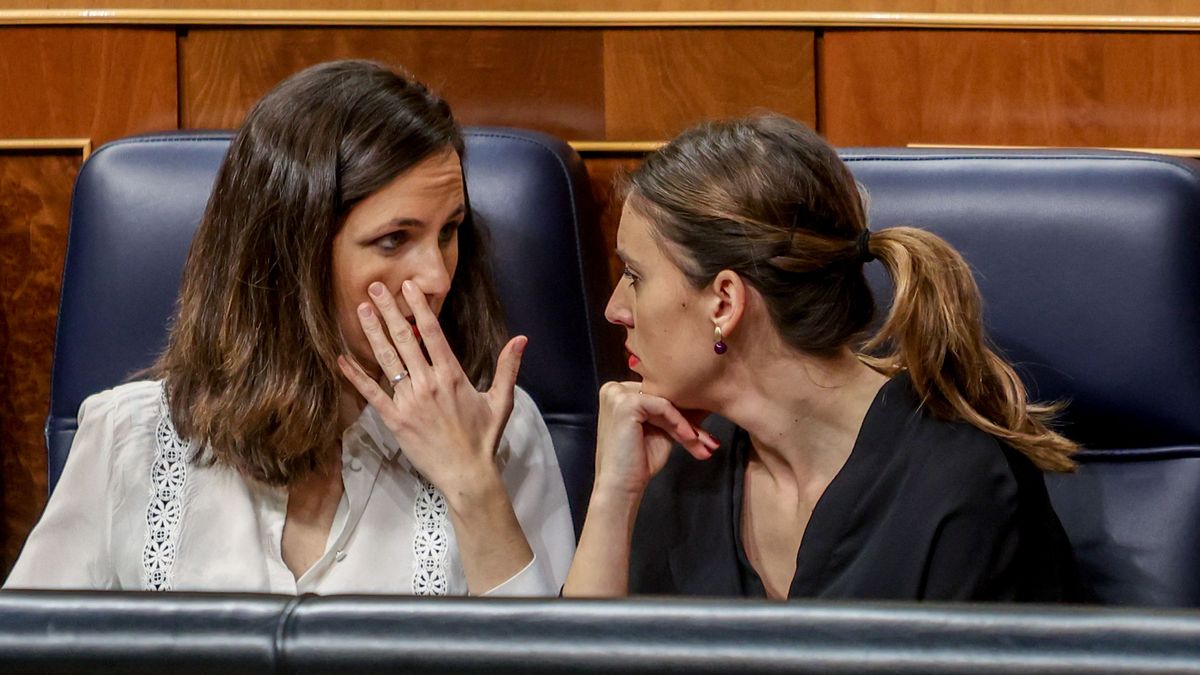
left=908, top=143, right=1200, bottom=157
left=571, top=141, right=663, bottom=153
left=5, top=9, right=1200, bottom=31
left=0, top=138, right=92, bottom=161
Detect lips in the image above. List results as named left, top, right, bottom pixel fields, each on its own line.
left=625, top=345, right=640, bottom=369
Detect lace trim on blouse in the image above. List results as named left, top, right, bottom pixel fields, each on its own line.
left=411, top=475, right=449, bottom=595
left=143, top=385, right=189, bottom=591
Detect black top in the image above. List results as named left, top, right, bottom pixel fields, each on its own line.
left=629, top=373, right=1080, bottom=601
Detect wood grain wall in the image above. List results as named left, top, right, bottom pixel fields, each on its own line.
left=820, top=30, right=1200, bottom=148
left=0, top=27, right=177, bottom=572
left=179, top=28, right=815, bottom=139
left=9, top=1, right=1200, bottom=15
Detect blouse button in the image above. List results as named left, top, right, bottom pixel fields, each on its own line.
left=335, top=550, right=347, bottom=562
left=349, top=458, right=363, bottom=472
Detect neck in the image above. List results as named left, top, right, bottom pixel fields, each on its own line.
left=337, top=379, right=368, bottom=433
left=713, top=346, right=887, bottom=485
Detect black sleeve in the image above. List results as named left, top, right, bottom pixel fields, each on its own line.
left=919, top=486, right=1023, bottom=601
left=916, top=438, right=1080, bottom=603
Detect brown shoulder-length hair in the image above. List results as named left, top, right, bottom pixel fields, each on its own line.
left=627, top=113, right=1076, bottom=472
left=153, top=60, right=506, bottom=486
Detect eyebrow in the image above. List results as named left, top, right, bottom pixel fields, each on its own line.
left=616, top=248, right=643, bottom=271
left=380, top=204, right=467, bottom=229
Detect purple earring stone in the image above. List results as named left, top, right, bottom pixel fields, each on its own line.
left=714, top=340, right=728, bottom=355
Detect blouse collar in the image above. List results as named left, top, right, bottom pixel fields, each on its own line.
left=353, top=404, right=408, bottom=468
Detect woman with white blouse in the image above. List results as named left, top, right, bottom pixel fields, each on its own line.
left=5, top=60, right=574, bottom=596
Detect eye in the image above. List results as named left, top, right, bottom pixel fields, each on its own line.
left=621, top=265, right=639, bottom=287
left=374, top=231, right=409, bottom=252
left=439, top=220, right=462, bottom=246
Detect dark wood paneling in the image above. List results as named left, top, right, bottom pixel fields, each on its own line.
left=0, top=28, right=178, bottom=146
left=821, top=30, right=1200, bottom=148
left=181, top=28, right=606, bottom=139
left=0, top=27, right=177, bottom=574
left=603, top=29, right=816, bottom=140
left=583, top=155, right=644, bottom=288
left=0, top=153, right=80, bottom=570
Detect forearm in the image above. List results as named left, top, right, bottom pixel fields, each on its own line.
left=562, top=488, right=642, bottom=598
left=443, top=468, right=535, bottom=595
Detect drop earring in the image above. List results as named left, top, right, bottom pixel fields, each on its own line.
left=713, top=325, right=728, bottom=355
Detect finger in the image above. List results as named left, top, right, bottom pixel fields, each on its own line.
left=367, top=281, right=429, bottom=384
left=355, top=302, right=409, bottom=386
left=402, top=280, right=457, bottom=369
left=680, top=408, right=720, bottom=450
left=486, top=335, right=527, bottom=412
left=636, top=396, right=714, bottom=460
left=337, top=355, right=397, bottom=413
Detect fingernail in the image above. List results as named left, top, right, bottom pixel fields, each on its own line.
left=402, top=280, right=414, bottom=293
left=357, top=303, right=372, bottom=318
left=369, top=282, right=386, bottom=297
left=514, top=336, right=528, bottom=356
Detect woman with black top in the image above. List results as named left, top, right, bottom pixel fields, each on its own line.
left=563, top=114, right=1079, bottom=601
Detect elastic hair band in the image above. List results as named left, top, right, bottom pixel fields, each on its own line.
left=856, top=228, right=876, bottom=263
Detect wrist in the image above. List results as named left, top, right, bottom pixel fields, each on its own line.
left=587, top=484, right=644, bottom=529
left=440, top=463, right=508, bottom=518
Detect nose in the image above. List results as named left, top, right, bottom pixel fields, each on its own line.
left=412, top=241, right=454, bottom=305
left=604, top=283, right=633, bottom=328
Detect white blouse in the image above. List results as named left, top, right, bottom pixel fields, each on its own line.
left=5, top=380, right=575, bottom=596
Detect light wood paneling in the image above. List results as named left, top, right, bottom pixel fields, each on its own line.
left=820, top=30, right=1200, bottom=148
left=10, top=1, right=1200, bottom=17
left=603, top=29, right=815, bottom=139
left=181, top=28, right=606, bottom=139
left=0, top=152, right=80, bottom=569
left=0, top=28, right=177, bottom=146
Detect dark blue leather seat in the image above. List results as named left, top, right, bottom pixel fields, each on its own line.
left=843, top=149, right=1200, bottom=606
left=46, top=128, right=622, bottom=534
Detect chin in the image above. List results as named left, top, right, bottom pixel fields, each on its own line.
left=640, top=380, right=678, bottom=403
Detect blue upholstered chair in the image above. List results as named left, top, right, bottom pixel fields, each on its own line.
left=45, top=128, right=623, bottom=534
left=843, top=148, right=1200, bottom=606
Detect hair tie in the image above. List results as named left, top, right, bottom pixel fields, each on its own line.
left=856, top=228, right=876, bottom=263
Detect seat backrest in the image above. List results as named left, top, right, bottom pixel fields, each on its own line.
left=47, top=128, right=623, bottom=534
left=843, top=149, right=1200, bottom=606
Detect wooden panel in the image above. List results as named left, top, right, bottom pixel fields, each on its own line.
left=583, top=154, right=644, bottom=288
left=0, top=27, right=177, bottom=574
left=0, top=152, right=80, bottom=570
left=0, top=28, right=178, bottom=146
left=181, top=28, right=605, bottom=139
left=603, top=29, right=815, bottom=140
left=821, top=30, right=1200, bottom=148
left=13, top=1, right=1200, bottom=16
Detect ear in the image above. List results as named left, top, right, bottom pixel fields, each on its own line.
left=708, top=269, right=747, bottom=337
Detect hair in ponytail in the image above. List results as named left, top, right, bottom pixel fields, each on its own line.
left=628, top=113, right=1076, bottom=472
left=860, top=228, right=1076, bottom=471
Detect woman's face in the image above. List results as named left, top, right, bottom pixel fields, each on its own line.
left=605, top=200, right=714, bottom=405
left=332, top=148, right=465, bottom=375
